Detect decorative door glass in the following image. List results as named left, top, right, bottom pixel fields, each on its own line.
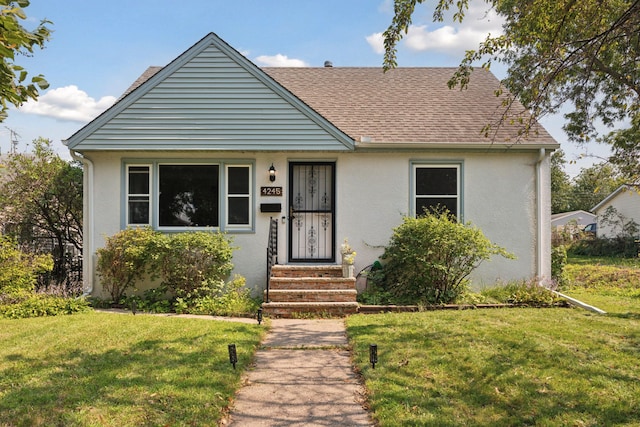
left=289, top=163, right=335, bottom=262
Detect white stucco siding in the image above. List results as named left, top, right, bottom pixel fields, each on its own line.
left=462, top=152, right=539, bottom=285
left=333, top=153, right=409, bottom=279
left=323, top=150, right=545, bottom=287
left=86, top=149, right=551, bottom=297
left=90, top=152, right=125, bottom=241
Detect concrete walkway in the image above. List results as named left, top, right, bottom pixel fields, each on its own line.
left=223, top=319, right=374, bottom=426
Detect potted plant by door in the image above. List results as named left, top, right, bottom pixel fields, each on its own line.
left=340, top=238, right=356, bottom=278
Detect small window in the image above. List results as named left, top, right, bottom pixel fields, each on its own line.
left=127, top=166, right=150, bottom=225
left=226, top=165, right=251, bottom=227
left=413, top=165, right=460, bottom=217
left=158, top=164, right=219, bottom=227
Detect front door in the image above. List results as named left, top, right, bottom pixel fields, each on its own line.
left=289, top=162, right=335, bottom=262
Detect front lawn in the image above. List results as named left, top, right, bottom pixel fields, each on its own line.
left=0, top=311, right=265, bottom=426
left=347, top=306, right=639, bottom=426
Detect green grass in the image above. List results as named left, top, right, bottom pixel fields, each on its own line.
left=348, top=255, right=640, bottom=426
left=568, top=255, right=640, bottom=267
left=347, top=308, right=640, bottom=426
left=563, top=256, right=640, bottom=317
left=347, top=256, right=640, bottom=425
left=0, top=311, right=265, bottom=426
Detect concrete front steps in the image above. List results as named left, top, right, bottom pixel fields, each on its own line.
left=262, top=265, right=358, bottom=318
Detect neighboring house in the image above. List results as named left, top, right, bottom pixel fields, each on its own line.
left=64, top=33, right=559, bottom=298
left=592, top=184, right=640, bottom=238
left=551, top=210, right=597, bottom=233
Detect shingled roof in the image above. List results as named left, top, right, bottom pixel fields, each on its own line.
left=119, top=66, right=163, bottom=100
left=119, top=64, right=556, bottom=147
left=263, top=67, right=555, bottom=145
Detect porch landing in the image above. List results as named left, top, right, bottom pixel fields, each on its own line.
left=261, top=265, right=359, bottom=318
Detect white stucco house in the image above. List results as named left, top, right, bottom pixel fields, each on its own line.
left=64, top=33, right=559, bottom=298
left=592, top=184, right=640, bottom=238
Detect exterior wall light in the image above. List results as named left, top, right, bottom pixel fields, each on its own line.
left=269, top=163, right=276, bottom=182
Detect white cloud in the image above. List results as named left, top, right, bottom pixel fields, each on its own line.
left=403, top=24, right=483, bottom=53
left=253, top=54, right=309, bottom=67
left=20, top=85, right=116, bottom=123
left=368, top=3, right=504, bottom=57
left=378, top=0, right=394, bottom=14
left=366, top=32, right=385, bottom=54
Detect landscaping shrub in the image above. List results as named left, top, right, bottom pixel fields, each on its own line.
left=569, top=236, right=639, bottom=258
left=95, top=229, right=254, bottom=315
left=174, top=275, right=259, bottom=316
left=375, top=212, right=514, bottom=304
left=0, top=235, right=53, bottom=301
left=0, top=235, right=91, bottom=319
left=120, top=284, right=173, bottom=313
left=481, top=280, right=564, bottom=306
left=357, top=284, right=396, bottom=305
left=159, top=231, right=234, bottom=298
left=96, top=227, right=162, bottom=302
left=551, top=245, right=568, bottom=286
left=0, top=294, right=91, bottom=319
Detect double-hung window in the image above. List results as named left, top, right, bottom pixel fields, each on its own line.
left=126, top=165, right=151, bottom=225
left=125, top=162, right=253, bottom=230
left=226, top=165, right=252, bottom=228
left=412, top=163, right=461, bottom=218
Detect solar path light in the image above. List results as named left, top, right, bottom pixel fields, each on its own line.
left=228, top=344, right=238, bottom=369
left=369, top=344, right=378, bottom=369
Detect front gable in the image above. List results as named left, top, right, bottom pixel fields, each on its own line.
left=65, top=33, right=354, bottom=152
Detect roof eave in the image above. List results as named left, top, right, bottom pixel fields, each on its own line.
left=354, top=141, right=560, bottom=150
left=591, top=184, right=638, bottom=212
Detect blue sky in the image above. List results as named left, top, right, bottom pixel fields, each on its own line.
left=2, top=0, right=611, bottom=176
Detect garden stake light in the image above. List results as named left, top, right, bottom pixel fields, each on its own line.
left=370, top=344, right=378, bottom=369
left=257, top=308, right=263, bottom=325
left=228, top=344, right=238, bottom=369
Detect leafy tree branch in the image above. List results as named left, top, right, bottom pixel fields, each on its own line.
left=0, top=0, right=51, bottom=122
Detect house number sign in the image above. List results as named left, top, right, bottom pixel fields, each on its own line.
left=260, top=186, right=283, bottom=196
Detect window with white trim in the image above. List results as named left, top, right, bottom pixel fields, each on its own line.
left=125, top=162, right=253, bottom=230
left=126, top=165, right=151, bottom=225
left=226, top=165, right=252, bottom=227
left=413, top=164, right=460, bottom=218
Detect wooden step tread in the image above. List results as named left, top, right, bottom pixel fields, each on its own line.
left=262, top=302, right=359, bottom=308
left=270, top=265, right=344, bottom=278
left=270, top=276, right=355, bottom=282
left=267, top=289, right=357, bottom=294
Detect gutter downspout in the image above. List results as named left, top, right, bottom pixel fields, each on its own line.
left=536, top=148, right=546, bottom=281
left=535, top=148, right=607, bottom=314
left=550, top=290, right=607, bottom=314
left=70, top=150, right=94, bottom=297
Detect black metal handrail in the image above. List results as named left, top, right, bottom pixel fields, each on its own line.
left=265, top=217, right=278, bottom=303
